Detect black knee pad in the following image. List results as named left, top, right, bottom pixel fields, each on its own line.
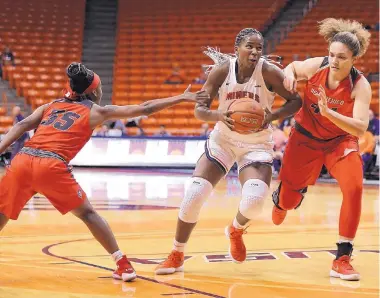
left=272, top=182, right=282, bottom=208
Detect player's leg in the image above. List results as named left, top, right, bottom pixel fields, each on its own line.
left=175, top=154, right=224, bottom=243
left=155, top=133, right=235, bottom=275
left=71, top=199, right=120, bottom=254
left=35, top=158, right=136, bottom=282
left=225, top=154, right=272, bottom=263
left=272, top=130, right=324, bottom=225
left=325, top=141, right=362, bottom=281
left=70, top=199, right=136, bottom=281
left=0, top=154, right=36, bottom=230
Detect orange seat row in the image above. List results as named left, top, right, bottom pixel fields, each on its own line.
left=113, top=0, right=287, bottom=107
left=274, top=0, right=378, bottom=73
left=0, top=0, right=85, bottom=108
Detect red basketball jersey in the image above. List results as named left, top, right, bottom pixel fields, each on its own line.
left=25, top=98, right=93, bottom=162
left=295, top=57, right=362, bottom=140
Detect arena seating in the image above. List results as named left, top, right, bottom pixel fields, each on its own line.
left=114, top=0, right=287, bottom=135
left=273, top=0, right=379, bottom=113
left=1, top=0, right=378, bottom=135
left=0, top=0, right=85, bottom=113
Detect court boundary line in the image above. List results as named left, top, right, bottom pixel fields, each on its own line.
left=40, top=239, right=380, bottom=296
left=41, top=239, right=226, bottom=298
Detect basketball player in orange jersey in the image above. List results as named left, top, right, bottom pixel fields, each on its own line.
left=272, top=19, right=372, bottom=281
left=155, top=28, right=303, bottom=275
left=0, top=62, right=208, bottom=282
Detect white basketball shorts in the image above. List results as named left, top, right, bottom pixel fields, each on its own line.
left=204, top=128, right=274, bottom=173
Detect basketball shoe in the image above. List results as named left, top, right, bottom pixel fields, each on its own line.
left=272, top=205, right=287, bottom=225
left=112, top=255, right=137, bottom=282
left=330, top=255, right=360, bottom=281
left=155, top=250, right=184, bottom=275
left=225, top=225, right=247, bottom=263
left=330, top=242, right=360, bottom=281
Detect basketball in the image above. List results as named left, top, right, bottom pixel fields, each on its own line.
left=227, top=98, right=265, bottom=134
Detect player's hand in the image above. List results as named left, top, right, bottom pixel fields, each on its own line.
left=262, top=107, right=273, bottom=128
left=266, top=55, right=284, bottom=69
left=181, top=85, right=210, bottom=103
left=283, top=75, right=297, bottom=94
left=217, top=110, right=235, bottom=130
left=317, top=85, right=330, bottom=117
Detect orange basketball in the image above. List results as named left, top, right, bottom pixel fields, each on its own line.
left=227, top=98, right=264, bottom=134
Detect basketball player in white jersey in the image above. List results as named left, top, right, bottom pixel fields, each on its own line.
left=155, top=28, right=303, bottom=274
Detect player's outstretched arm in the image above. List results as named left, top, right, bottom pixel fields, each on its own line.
left=0, top=104, right=48, bottom=154
left=283, top=57, right=324, bottom=93
left=90, top=85, right=209, bottom=128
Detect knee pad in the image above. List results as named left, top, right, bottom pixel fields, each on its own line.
left=178, top=177, right=213, bottom=223
left=239, top=179, right=269, bottom=219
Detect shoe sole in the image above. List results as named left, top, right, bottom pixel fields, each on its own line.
left=112, top=272, right=137, bottom=282
left=329, top=270, right=360, bottom=281
left=155, top=265, right=184, bottom=275
left=224, top=226, right=245, bottom=264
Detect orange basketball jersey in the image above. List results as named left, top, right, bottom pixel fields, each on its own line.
left=26, top=98, right=93, bottom=162
left=295, top=57, right=362, bottom=140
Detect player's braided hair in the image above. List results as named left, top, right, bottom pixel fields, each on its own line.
left=235, top=28, right=263, bottom=47
left=67, top=62, right=95, bottom=94
left=203, top=28, right=282, bottom=73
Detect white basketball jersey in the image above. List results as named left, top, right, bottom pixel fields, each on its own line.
left=213, top=57, right=275, bottom=145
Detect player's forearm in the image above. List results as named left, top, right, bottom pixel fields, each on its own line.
left=270, top=97, right=302, bottom=122
left=0, top=123, right=28, bottom=154
left=324, top=109, right=368, bottom=137
left=194, top=105, right=220, bottom=122
left=139, top=95, right=184, bottom=115
left=104, top=95, right=185, bottom=119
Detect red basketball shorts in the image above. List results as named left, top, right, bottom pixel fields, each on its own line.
left=279, top=128, right=360, bottom=189
left=0, top=153, right=86, bottom=220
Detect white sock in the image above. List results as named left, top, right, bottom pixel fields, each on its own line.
left=338, top=239, right=354, bottom=245
left=173, top=239, right=186, bottom=252
left=111, top=250, right=123, bottom=263
left=232, top=217, right=245, bottom=229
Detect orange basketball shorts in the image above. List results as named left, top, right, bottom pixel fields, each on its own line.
left=279, top=127, right=360, bottom=189
left=0, top=153, right=86, bottom=220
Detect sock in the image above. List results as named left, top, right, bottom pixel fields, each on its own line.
left=111, top=250, right=124, bottom=263
left=173, top=239, right=186, bottom=252
left=336, top=242, right=353, bottom=259
left=338, top=239, right=354, bottom=245
left=232, top=217, right=245, bottom=229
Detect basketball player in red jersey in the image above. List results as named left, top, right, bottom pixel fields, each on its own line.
left=0, top=62, right=208, bottom=282
left=272, top=19, right=372, bottom=281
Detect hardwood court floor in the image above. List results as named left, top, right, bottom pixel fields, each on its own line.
left=0, top=168, right=378, bottom=298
